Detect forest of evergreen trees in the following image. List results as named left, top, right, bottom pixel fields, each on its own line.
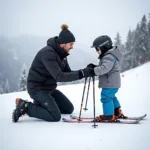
left=114, top=14, right=150, bottom=72
left=0, top=13, right=150, bottom=94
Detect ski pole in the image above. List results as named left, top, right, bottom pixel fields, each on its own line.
left=78, top=77, right=88, bottom=122
left=92, top=76, right=98, bottom=128
left=83, top=77, right=91, bottom=111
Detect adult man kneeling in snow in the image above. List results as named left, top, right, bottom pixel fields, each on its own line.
left=12, top=24, right=95, bottom=122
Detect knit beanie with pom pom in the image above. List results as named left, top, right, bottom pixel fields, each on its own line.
left=58, top=24, right=75, bottom=44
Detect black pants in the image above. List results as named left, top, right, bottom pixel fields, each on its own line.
left=27, top=90, right=74, bottom=122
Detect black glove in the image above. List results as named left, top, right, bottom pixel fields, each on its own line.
left=87, top=63, right=97, bottom=68
left=79, top=67, right=95, bottom=79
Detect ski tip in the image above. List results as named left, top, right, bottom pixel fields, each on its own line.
left=141, top=114, right=147, bottom=120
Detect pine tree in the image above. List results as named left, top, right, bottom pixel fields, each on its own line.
left=114, top=32, right=125, bottom=72
left=133, top=23, right=141, bottom=67
left=4, top=79, right=10, bottom=93
left=124, top=29, right=135, bottom=70
left=19, top=64, right=27, bottom=91
left=136, top=15, right=149, bottom=64
left=148, top=13, right=150, bottom=60
left=0, top=84, right=3, bottom=94
left=114, top=33, right=122, bottom=48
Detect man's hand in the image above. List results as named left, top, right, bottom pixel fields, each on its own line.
left=79, top=67, right=95, bottom=79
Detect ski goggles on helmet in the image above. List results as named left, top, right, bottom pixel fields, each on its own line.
left=95, top=40, right=109, bottom=51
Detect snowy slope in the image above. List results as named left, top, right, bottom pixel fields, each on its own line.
left=0, top=62, right=150, bottom=150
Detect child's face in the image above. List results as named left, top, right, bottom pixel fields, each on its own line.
left=97, top=49, right=102, bottom=55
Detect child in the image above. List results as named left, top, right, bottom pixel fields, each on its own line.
left=89, top=35, right=127, bottom=121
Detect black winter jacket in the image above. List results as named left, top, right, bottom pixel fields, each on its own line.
left=27, top=37, right=80, bottom=95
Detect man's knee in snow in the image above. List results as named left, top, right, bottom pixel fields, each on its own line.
left=53, top=113, right=61, bottom=121
left=67, top=104, right=74, bottom=114
left=43, top=110, right=61, bottom=122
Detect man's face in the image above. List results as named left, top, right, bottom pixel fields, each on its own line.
left=62, top=42, right=74, bottom=54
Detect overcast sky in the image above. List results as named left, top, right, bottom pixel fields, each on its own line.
left=0, top=0, right=150, bottom=46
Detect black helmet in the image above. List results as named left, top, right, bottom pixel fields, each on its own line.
left=91, top=35, right=113, bottom=50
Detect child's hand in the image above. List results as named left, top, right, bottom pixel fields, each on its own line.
left=87, top=63, right=97, bottom=68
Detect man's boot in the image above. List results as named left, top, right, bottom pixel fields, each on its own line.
left=12, top=98, right=29, bottom=122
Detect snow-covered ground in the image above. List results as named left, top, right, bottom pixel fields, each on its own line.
left=0, top=62, right=150, bottom=150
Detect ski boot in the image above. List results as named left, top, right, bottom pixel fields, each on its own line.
left=95, top=114, right=117, bottom=122
left=115, top=107, right=127, bottom=119
left=12, top=98, right=29, bottom=123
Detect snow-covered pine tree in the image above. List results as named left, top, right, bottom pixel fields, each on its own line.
left=19, top=64, right=27, bottom=91
left=124, top=29, right=135, bottom=70
left=148, top=13, right=150, bottom=60
left=4, top=79, right=10, bottom=93
left=0, top=84, right=3, bottom=94
left=136, top=15, right=149, bottom=65
left=114, top=32, right=125, bottom=72
left=132, top=23, right=141, bottom=68
left=114, top=33, right=122, bottom=49
left=0, top=72, right=4, bottom=94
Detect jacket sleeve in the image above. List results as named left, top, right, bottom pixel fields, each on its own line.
left=94, top=55, right=115, bottom=76
left=64, top=59, right=71, bottom=72
left=41, top=50, right=80, bottom=82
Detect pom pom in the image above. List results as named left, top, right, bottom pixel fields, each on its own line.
left=61, top=24, right=69, bottom=30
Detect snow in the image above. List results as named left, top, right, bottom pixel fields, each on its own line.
left=0, top=62, right=150, bottom=150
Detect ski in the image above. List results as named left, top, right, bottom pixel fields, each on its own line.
left=62, top=118, right=142, bottom=124
left=70, top=114, right=147, bottom=121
